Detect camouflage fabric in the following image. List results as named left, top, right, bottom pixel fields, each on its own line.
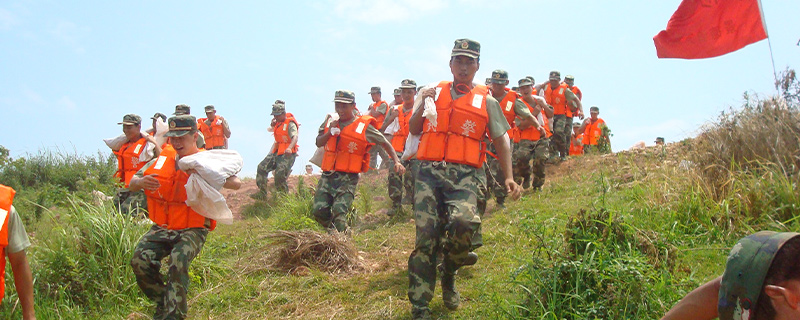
left=131, top=225, right=209, bottom=320
left=408, top=161, right=481, bottom=311
left=255, top=153, right=277, bottom=197
left=550, top=114, right=570, bottom=158
left=273, top=153, right=297, bottom=193
left=484, top=145, right=507, bottom=203
left=387, top=152, right=414, bottom=209
left=473, top=162, right=488, bottom=251
left=113, top=189, right=147, bottom=216
left=312, top=171, right=359, bottom=232
left=719, top=231, right=800, bottom=320
left=513, top=138, right=550, bottom=189
left=368, top=145, right=390, bottom=171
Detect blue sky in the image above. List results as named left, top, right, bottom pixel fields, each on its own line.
left=1, top=0, right=798, bottom=177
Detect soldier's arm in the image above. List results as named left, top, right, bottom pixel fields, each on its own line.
left=661, top=277, right=720, bottom=320
left=513, top=99, right=540, bottom=130
left=223, top=175, right=242, bottom=190
left=565, top=90, right=583, bottom=117
left=380, top=107, right=399, bottom=132
left=8, top=250, right=34, bottom=319
left=409, top=88, right=435, bottom=134
left=366, top=125, right=404, bottom=174
left=285, top=123, right=299, bottom=153
left=222, top=117, right=232, bottom=138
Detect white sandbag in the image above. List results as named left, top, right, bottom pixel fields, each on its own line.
left=384, top=117, right=400, bottom=135
left=401, top=134, right=420, bottom=161
left=309, top=113, right=339, bottom=168
left=154, top=118, right=168, bottom=147
left=414, top=84, right=439, bottom=128
left=104, top=131, right=151, bottom=151
left=178, top=150, right=244, bottom=225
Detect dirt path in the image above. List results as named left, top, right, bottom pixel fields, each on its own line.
left=221, top=174, right=320, bottom=220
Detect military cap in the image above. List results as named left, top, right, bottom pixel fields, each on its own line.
left=485, top=78, right=492, bottom=85
left=165, top=115, right=198, bottom=137
left=368, top=86, right=381, bottom=94
left=719, top=231, right=800, bottom=320
left=549, top=71, right=561, bottom=81
left=572, top=122, right=582, bottom=127
left=491, top=70, right=509, bottom=84
left=400, top=79, right=417, bottom=89
left=654, top=137, right=665, bottom=143
left=204, top=105, right=215, bottom=112
left=173, top=104, right=191, bottom=115
left=271, top=100, right=286, bottom=115
left=150, top=112, right=167, bottom=122
left=526, top=76, right=535, bottom=84
left=393, top=88, right=402, bottom=96
left=451, top=38, right=480, bottom=59
left=590, top=106, right=600, bottom=112
left=511, top=86, right=519, bottom=91
left=333, top=90, right=355, bottom=104
left=565, top=75, right=575, bottom=81
left=118, top=114, right=142, bottom=125
left=518, top=78, right=533, bottom=87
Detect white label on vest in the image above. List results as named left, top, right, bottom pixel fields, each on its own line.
left=355, top=122, right=365, bottom=134
left=133, top=144, right=142, bottom=154
left=472, top=94, right=484, bottom=109
left=0, top=208, right=7, bottom=230
left=505, top=101, right=513, bottom=111
left=283, top=124, right=287, bottom=131
left=154, top=155, right=167, bottom=170
left=435, top=87, right=442, bottom=101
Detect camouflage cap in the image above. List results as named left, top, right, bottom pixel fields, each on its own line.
left=451, top=38, right=480, bottom=59
left=368, top=86, right=381, bottom=94
left=333, top=90, right=355, bottom=103
left=399, top=79, right=417, bottom=89
left=393, top=88, right=402, bottom=96
left=565, top=75, right=575, bottom=81
left=655, top=137, right=665, bottom=143
left=271, top=100, right=286, bottom=115
left=173, top=104, right=191, bottom=115
left=150, top=112, right=167, bottom=122
left=165, top=115, right=198, bottom=137
left=511, top=86, right=519, bottom=91
left=590, top=106, right=600, bottom=112
left=204, top=105, right=215, bottom=112
left=518, top=78, right=533, bottom=87
left=491, top=70, right=509, bottom=83
left=118, top=114, right=142, bottom=125
left=485, top=78, right=492, bottom=85
left=549, top=71, right=561, bottom=81
left=719, top=231, right=800, bottom=320
left=526, top=76, right=535, bottom=84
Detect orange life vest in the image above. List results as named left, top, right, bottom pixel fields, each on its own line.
left=390, top=105, right=414, bottom=153
left=417, top=81, right=489, bottom=168
left=584, top=118, right=606, bottom=146
left=570, top=133, right=585, bottom=156
left=496, top=88, right=521, bottom=142
left=544, top=82, right=572, bottom=117
left=518, top=100, right=553, bottom=141
left=273, top=113, right=299, bottom=155
left=321, top=115, right=376, bottom=173
left=369, top=101, right=388, bottom=131
left=198, top=115, right=226, bottom=149
left=570, top=85, right=582, bottom=101
left=0, top=185, right=14, bottom=300
left=143, top=148, right=216, bottom=231
left=115, top=136, right=148, bottom=187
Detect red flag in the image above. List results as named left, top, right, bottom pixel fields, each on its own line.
left=653, top=0, right=767, bottom=59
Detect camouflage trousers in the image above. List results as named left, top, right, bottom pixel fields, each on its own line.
left=408, top=161, right=481, bottom=310
left=368, top=139, right=391, bottom=171
left=474, top=162, right=489, bottom=251
left=550, top=115, right=572, bottom=158
left=513, top=138, right=549, bottom=189
left=483, top=154, right=507, bottom=205
left=256, top=153, right=277, bottom=195
left=113, top=189, right=147, bottom=216
left=387, top=152, right=415, bottom=208
left=131, top=225, right=209, bottom=320
left=256, top=152, right=297, bottom=196
left=313, top=171, right=359, bottom=232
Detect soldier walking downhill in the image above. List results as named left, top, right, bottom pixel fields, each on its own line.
left=381, top=79, right=418, bottom=217
left=254, top=100, right=299, bottom=199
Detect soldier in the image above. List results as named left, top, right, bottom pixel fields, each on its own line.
left=564, top=75, right=583, bottom=100
left=513, top=78, right=552, bottom=191
left=485, top=70, right=540, bottom=207
left=313, top=90, right=405, bottom=233
left=254, top=100, right=299, bottom=199
left=569, top=122, right=585, bottom=156
left=129, top=115, right=242, bottom=320
left=173, top=104, right=206, bottom=149
left=366, top=86, right=391, bottom=171
left=0, top=184, right=36, bottom=319
left=662, top=231, right=800, bottom=320
left=110, top=114, right=160, bottom=216
left=389, top=88, right=403, bottom=108
left=146, top=112, right=167, bottom=137
left=381, top=79, right=417, bottom=216
left=198, top=105, right=231, bottom=149
left=578, top=106, right=610, bottom=153
left=541, top=71, right=583, bottom=161
left=655, top=137, right=665, bottom=146
left=407, top=39, right=521, bottom=319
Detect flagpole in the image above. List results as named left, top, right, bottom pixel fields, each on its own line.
left=757, top=0, right=779, bottom=84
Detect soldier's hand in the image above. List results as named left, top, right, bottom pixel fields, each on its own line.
left=505, top=178, right=521, bottom=200
left=421, top=87, right=436, bottom=100
left=329, top=127, right=341, bottom=136
left=577, top=110, right=585, bottom=120
left=538, top=126, right=547, bottom=137
left=284, top=147, right=292, bottom=154
left=394, top=162, right=406, bottom=175
left=139, top=174, right=161, bottom=190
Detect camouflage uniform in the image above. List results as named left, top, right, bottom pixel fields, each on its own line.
left=312, top=171, right=359, bottom=232
left=255, top=153, right=276, bottom=197
left=513, top=138, right=550, bottom=189
left=366, top=90, right=390, bottom=172
left=387, top=152, right=414, bottom=210
left=131, top=225, right=208, bottom=320
left=544, top=72, right=581, bottom=159
left=273, top=153, right=296, bottom=193
left=113, top=189, right=147, bottom=216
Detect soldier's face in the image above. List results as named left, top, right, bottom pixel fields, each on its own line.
left=394, top=94, right=401, bottom=102
left=205, top=110, right=215, bottom=119
left=490, top=81, right=506, bottom=93
left=565, top=79, right=574, bottom=87
left=549, top=78, right=560, bottom=87
left=450, top=56, right=479, bottom=84
left=335, top=102, right=355, bottom=121
left=370, top=92, right=381, bottom=102
left=590, top=110, right=599, bottom=120
left=170, top=132, right=199, bottom=157
left=401, top=88, right=416, bottom=103
left=519, top=85, right=533, bottom=95
left=274, top=113, right=286, bottom=122
left=123, top=124, right=141, bottom=141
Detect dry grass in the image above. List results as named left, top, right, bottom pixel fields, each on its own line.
left=258, top=230, right=365, bottom=275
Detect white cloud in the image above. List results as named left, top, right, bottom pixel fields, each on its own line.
left=57, top=96, right=76, bottom=111
left=332, top=0, right=448, bottom=23
left=49, top=20, right=89, bottom=54
left=0, top=8, right=18, bottom=30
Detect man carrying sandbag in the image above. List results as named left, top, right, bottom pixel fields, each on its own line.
left=107, top=114, right=161, bottom=216
left=128, top=115, right=242, bottom=320
left=254, top=100, right=299, bottom=200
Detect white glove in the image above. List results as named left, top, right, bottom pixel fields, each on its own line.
left=329, top=127, right=341, bottom=136
left=216, top=119, right=222, bottom=125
